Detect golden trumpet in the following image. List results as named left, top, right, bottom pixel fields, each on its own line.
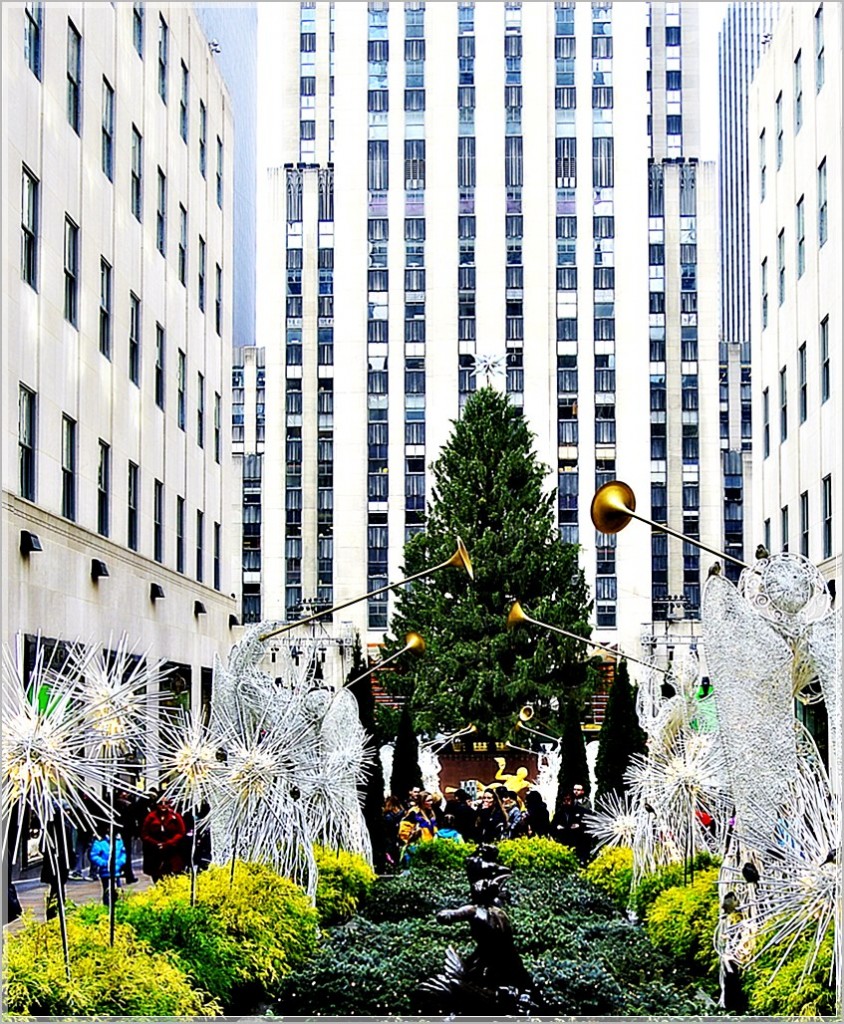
left=507, top=600, right=666, bottom=674
left=518, top=705, right=535, bottom=722
left=345, top=632, right=426, bottom=689
left=259, top=538, right=473, bottom=642
left=591, top=481, right=748, bottom=569
left=516, top=718, right=561, bottom=746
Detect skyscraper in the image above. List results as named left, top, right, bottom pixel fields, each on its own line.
left=256, top=1, right=720, bottom=667
left=718, top=1, right=780, bottom=579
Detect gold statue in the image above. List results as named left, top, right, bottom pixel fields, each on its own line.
left=491, top=757, right=531, bottom=798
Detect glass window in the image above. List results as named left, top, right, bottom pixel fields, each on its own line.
left=214, top=392, right=221, bottom=464
left=62, top=415, right=77, bottom=521
left=102, top=78, right=114, bottom=180
left=176, top=495, right=185, bottom=572
left=133, top=2, right=144, bottom=57
left=216, top=136, right=223, bottom=207
left=800, top=490, right=809, bottom=556
left=67, top=20, right=82, bottom=133
left=815, top=4, right=825, bottom=90
left=799, top=343, right=807, bottom=423
left=153, top=479, right=164, bottom=562
left=775, top=92, right=783, bottom=169
left=177, top=350, right=186, bottom=429
left=822, top=474, right=832, bottom=558
left=779, top=366, right=788, bottom=442
left=18, top=385, right=36, bottom=501
left=131, top=125, right=143, bottom=220
left=215, top=264, right=222, bottom=335
left=64, top=217, right=79, bottom=325
left=127, top=461, right=139, bottom=550
left=99, top=258, right=112, bottom=357
left=759, top=130, right=766, bottom=200
left=762, top=387, right=770, bottom=457
left=794, top=50, right=802, bottom=132
left=796, top=196, right=805, bottom=277
left=197, top=372, right=205, bottom=448
left=158, top=14, right=168, bottom=102
left=820, top=316, right=830, bottom=402
left=213, top=522, right=221, bottom=590
left=155, top=323, right=165, bottom=409
left=24, top=2, right=43, bottom=78
left=180, top=61, right=189, bottom=141
left=21, top=167, right=38, bottom=288
left=199, top=101, right=207, bottom=177
left=178, top=205, right=187, bottom=284
left=97, top=440, right=110, bottom=537
left=781, top=505, right=789, bottom=552
left=129, top=293, right=141, bottom=385
left=196, top=510, right=204, bottom=582
left=818, top=159, right=828, bottom=246
left=761, top=257, right=768, bottom=329
left=156, top=168, right=166, bottom=255
left=198, top=236, right=206, bottom=311
left=777, top=229, right=785, bottom=305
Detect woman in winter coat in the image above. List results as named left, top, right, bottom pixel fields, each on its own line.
left=89, top=828, right=127, bottom=906
left=140, top=798, right=187, bottom=881
left=474, top=788, right=508, bottom=844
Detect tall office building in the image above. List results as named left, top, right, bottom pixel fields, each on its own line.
left=748, top=1, right=840, bottom=592
left=717, top=1, right=780, bottom=580
left=256, top=1, right=720, bottom=666
left=3, top=1, right=237, bottom=757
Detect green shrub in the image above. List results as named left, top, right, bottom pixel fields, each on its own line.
left=362, top=867, right=468, bottom=923
left=507, top=871, right=618, bottom=924
left=406, top=835, right=476, bottom=870
left=527, top=956, right=626, bottom=1015
left=630, top=851, right=719, bottom=920
left=497, top=836, right=580, bottom=875
left=744, top=923, right=836, bottom=1017
left=644, top=866, right=720, bottom=977
left=136, top=861, right=320, bottom=995
left=3, top=914, right=218, bottom=1016
left=314, top=845, right=377, bottom=925
left=583, top=845, right=634, bottom=909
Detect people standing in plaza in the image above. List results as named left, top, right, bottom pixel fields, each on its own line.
left=500, top=791, right=523, bottom=838
left=89, top=826, right=126, bottom=907
left=475, top=787, right=507, bottom=843
left=436, top=813, right=466, bottom=844
left=140, top=797, right=187, bottom=882
left=512, top=789, right=551, bottom=838
left=444, top=788, right=478, bottom=841
left=382, top=794, right=405, bottom=868
left=40, top=808, right=74, bottom=920
left=114, top=789, right=141, bottom=883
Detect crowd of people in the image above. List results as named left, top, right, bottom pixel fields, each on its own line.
left=384, top=779, right=595, bottom=869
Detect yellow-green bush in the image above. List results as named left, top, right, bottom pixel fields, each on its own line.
left=583, top=845, right=634, bottom=909
left=744, top=923, right=836, bottom=1017
left=137, top=861, right=320, bottom=992
left=643, top=867, right=720, bottom=976
left=630, top=851, right=719, bottom=920
left=497, top=836, right=580, bottom=875
left=314, top=845, right=377, bottom=925
left=3, top=913, right=218, bottom=1016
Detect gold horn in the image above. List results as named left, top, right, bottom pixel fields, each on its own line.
left=345, top=632, right=426, bottom=690
left=507, top=600, right=666, bottom=674
left=259, top=537, right=473, bottom=641
left=518, top=705, right=535, bottom=722
left=422, top=722, right=477, bottom=753
left=591, top=480, right=748, bottom=569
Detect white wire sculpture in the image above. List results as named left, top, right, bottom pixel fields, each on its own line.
left=586, top=790, right=638, bottom=851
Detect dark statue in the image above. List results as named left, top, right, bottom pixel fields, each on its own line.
left=419, top=844, right=540, bottom=1016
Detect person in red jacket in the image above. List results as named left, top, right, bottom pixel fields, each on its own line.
left=140, top=797, right=187, bottom=882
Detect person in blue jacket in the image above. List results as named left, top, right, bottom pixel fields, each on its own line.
left=89, top=827, right=127, bottom=907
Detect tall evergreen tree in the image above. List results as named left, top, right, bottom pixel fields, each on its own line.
left=346, top=634, right=388, bottom=869
left=390, top=702, right=422, bottom=801
left=384, top=388, right=594, bottom=739
left=553, top=698, right=591, bottom=822
left=593, top=659, right=647, bottom=803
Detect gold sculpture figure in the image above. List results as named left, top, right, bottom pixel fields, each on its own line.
left=492, top=757, right=531, bottom=798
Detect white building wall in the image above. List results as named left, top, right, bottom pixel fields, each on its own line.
left=3, top=3, right=237, bottom=710
left=749, top=1, right=841, bottom=589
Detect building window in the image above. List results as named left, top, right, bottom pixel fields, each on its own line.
left=779, top=366, right=788, bottom=442
left=129, top=292, right=141, bottom=385
left=61, top=415, right=77, bottom=521
left=199, top=101, right=207, bottom=177
left=158, top=14, right=168, bottom=102
left=154, top=323, right=165, bottom=409
left=777, top=229, right=785, bottom=305
left=131, top=125, right=143, bottom=220
left=213, top=522, right=221, bottom=591
left=177, top=350, right=186, bottom=429
left=102, top=78, right=114, bottom=180
left=592, top=137, right=614, bottom=188
left=759, top=130, right=766, bottom=200
left=762, top=387, right=770, bottom=457
left=64, top=217, right=79, bottom=325
left=822, top=474, right=832, bottom=559
left=197, top=372, right=205, bottom=448
left=18, top=385, right=36, bottom=501
left=99, top=258, right=112, bottom=357
left=196, top=510, right=204, bottom=582
left=215, top=264, right=222, bottom=335
left=180, top=61, right=189, bottom=141
left=127, top=461, right=139, bottom=550
left=97, top=440, right=110, bottom=537
left=820, top=315, right=830, bottom=402
left=24, top=2, right=43, bottom=78
left=67, top=20, right=82, bottom=133
left=818, top=159, right=827, bottom=246
left=796, top=197, right=805, bottom=277
left=153, top=479, right=164, bottom=562
left=178, top=205, right=187, bottom=284
left=764, top=518, right=771, bottom=554
left=781, top=505, right=789, bottom=552
left=815, top=4, right=825, bottom=90
left=793, top=51, right=802, bottom=132
left=775, top=92, right=783, bottom=169
left=800, top=490, right=809, bottom=557
left=176, top=495, right=185, bottom=573
left=156, top=168, right=166, bottom=255
left=798, top=343, right=808, bottom=423
left=21, top=167, right=38, bottom=288
left=198, top=236, right=206, bottom=311
left=133, top=2, right=144, bottom=57
left=216, top=136, right=223, bottom=207
left=761, top=258, right=768, bottom=329
left=214, top=392, right=221, bottom=464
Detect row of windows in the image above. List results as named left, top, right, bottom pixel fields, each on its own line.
left=17, top=386, right=221, bottom=583
left=762, top=317, right=830, bottom=456
left=765, top=475, right=834, bottom=561
left=21, top=168, right=223, bottom=334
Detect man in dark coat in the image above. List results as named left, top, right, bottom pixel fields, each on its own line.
left=40, top=808, right=75, bottom=919
left=444, top=788, right=478, bottom=841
